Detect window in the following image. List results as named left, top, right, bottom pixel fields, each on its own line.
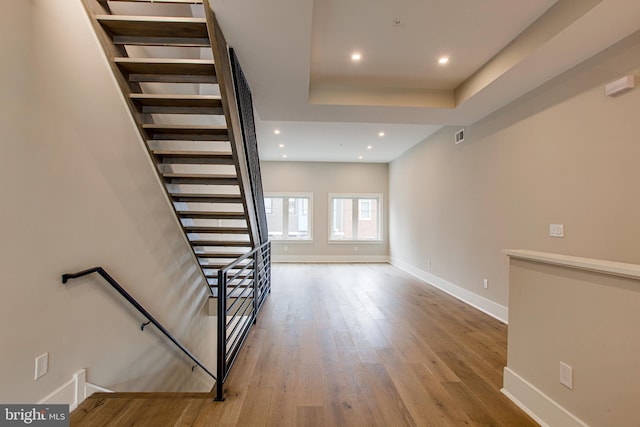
left=329, top=194, right=382, bottom=241
left=264, top=194, right=312, bottom=240
left=359, top=200, right=372, bottom=220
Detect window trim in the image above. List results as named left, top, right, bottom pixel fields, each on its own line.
left=328, top=193, right=383, bottom=243
left=264, top=192, right=313, bottom=242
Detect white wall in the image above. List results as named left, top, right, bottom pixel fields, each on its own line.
left=261, top=161, right=389, bottom=262
left=389, top=30, right=640, bottom=321
left=505, top=256, right=640, bottom=427
left=0, top=0, right=215, bottom=402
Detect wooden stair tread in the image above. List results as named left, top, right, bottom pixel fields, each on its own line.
left=145, top=131, right=228, bottom=142
left=189, top=230, right=249, bottom=236
left=192, top=240, right=252, bottom=247
left=155, top=152, right=233, bottom=164
left=198, top=254, right=248, bottom=260
left=131, top=94, right=223, bottom=115
left=163, top=172, right=237, bottom=179
left=143, top=124, right=228, bottom=140
left=143, top=124, right=227, bottom=131
left=153, top=149, right=231, bottom=156
left=114, top=58, right=216, bottom=83
left=97, top=15, right=207, bottom=39
left=201, top=263, right=252, bottom=270
left=184, top=226, right=249, bottom=234
left=178, top=210, right=246, bottom=219
left=101, top=0, right=203, bottom=4
left=165, top=177, right=239, bottom=185
left=160, top=158, right=234, bottom=166
left=131, top=94, right=222, bottom=104
left=173, top=194, right=242, bottom=203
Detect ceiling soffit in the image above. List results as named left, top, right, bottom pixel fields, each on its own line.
left=308, top=0, right=602, bottom=109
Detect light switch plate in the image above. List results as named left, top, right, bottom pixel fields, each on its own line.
left=549, top=224, right=564, bottom=238
left=560, top=361, right=573, bottom=389
left=35, top=353, right=48, bottom=380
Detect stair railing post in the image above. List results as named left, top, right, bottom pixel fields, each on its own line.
left=253, top=251, right=259, bottom=324
left=215, top=269, right=227, bottom=401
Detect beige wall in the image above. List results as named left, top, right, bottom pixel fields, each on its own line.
left=0, top=0, right=215, bottom=402
left=261, top=161, right=389, bottom=261
left=507, top=258, right=640, bottom=427
left=389, top=30, right=640, bottom=312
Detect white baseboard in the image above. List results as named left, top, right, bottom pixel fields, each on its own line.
left=38, top=369, right=112, bottom=411
left=502, top=367, right=588, bottom=427
left=273, top=254, right=390, bottom=263
left=390, top=257, right=509, bottom=323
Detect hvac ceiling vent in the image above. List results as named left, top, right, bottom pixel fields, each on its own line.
left=455, top=129, right=465, bottom=144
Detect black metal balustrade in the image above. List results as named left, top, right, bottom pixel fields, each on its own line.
left=215, top=240, right=271, bottom=401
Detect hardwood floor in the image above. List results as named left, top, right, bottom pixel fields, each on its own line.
left=71, top=263, right=538, bottom=426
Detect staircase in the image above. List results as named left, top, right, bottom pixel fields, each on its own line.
left=80, top=0, right=266, bottom=291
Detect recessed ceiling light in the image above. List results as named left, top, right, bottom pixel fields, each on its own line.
left=274, top=129, right=281, bottom=135
left=278, top=143, right=285, bottom=148
left=282, top=154, right=287, bottom=159
left=367, top=145, right=372, bottom=150
left=438, top=56, right=449, bottom=65
left=351, top=52, right=362, bottom=61
left=358, top=155, right=363, bottom=160
left=378, top=132, right=385, bottom=137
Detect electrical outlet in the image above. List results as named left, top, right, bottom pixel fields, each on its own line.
left=560, top=362, right=573, bottom=389
left=427, top=259, right=431, bottom=267
left=35, top=353, right=48, bottom=380
left=354, top=246, right=358, bottom=252
left=483, top=279, right=488, bottom=289
left=284, top=246, right=288, bottom=252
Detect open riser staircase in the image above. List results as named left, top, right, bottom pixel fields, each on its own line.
left=80, top=0, right=265, bottom=287
left=77, top=0, right=270, bottom=400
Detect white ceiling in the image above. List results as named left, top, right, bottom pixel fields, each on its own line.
left=210, top=0, right=640, bottom=163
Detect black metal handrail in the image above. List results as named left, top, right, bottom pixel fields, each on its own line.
left=215, top=240, right=271, bottom=401
left=61, top=267, right=216, bottom=381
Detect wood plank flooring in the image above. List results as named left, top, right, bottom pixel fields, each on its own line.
left=71, top=263, right=538, bottom=426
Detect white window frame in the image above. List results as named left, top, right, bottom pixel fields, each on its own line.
left=328, top=193, right=383, bottom=243
left=264, top=192, right=313, bottom=241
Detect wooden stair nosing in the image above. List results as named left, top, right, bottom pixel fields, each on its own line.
left=143, top=124, right=227, bottom=132
left=204, top=269, right=253, bottom=276
left=157, top=154, right=234, bottom=166
left=112, top=36, right=210, bottom=47
left=165, top=176, right=239, bottom=186
left=97, top=15, right=208, bottom=39
left=153, top=149, right=232, bottom=157
left=191, top=240, right=252, bottom=247
left=101, top=0, right=203, bottom=4
left=197, top=253, right=249, bottom=259
left=114, top=58, right=215, bottom=76
left=163, top=172, right=237, bottom=180
left=148, top=139, right=230, bottom=145
left=172, top=193, right=242, bottom=203
left=130, top=94, right=223, bottom=115
left=127, top=73, right=216, bottom=84
left=184, top=227, right=249, bottom=234
left=178, top=210, right=245, bottom=219
left=143, top=124, right=229, bottom=141
left=131, top=93, right=222, bottom=102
